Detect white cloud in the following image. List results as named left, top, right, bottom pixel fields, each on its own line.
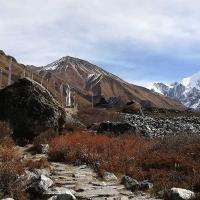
left=1, top=0, right=200, bottom=67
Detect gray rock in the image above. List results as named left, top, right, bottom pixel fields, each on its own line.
left=21, top=170, right=38, bottom=186
left=45, top=187, right=76, bottom=199
left=33, top=168, right=51, bottom=177
left=139, top=180, right=153, bottom=191
left=75, top=188, right=120, bottom=199
left=121, top=176, right=140, bottom=191
left=48, top=194, right=76, bottom=200
left=103, top=171, right=118, bottom=182
left=27, top=174, right=53, bottom=194
left=37, top=144, right=49, bottom=154
left=0, top=78, right=66, bottom=143
left=1, top=198, right=15, bottom=200
left=168, top=188, right=195, bottom=200
left=93, top=121, right=136, bottom=135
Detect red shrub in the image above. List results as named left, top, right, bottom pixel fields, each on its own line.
left=49, top=131, right=153, bottom=175
left=49, top=132, right=200, bottom=192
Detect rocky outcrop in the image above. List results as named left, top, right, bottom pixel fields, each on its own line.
left=92, top=121, right=136, bottom=135
left=0, top=78, right=66, bottom=142
left=120, top=113, right=200, bottom=137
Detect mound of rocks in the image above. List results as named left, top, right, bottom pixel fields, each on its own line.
left=120, top=113, right=200, bottom=137
left=0, top=78, right=66, bottom=142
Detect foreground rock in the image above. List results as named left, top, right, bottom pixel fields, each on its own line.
left=0, top=78, right=66, bottom=142
left=27, top=174, right=53, bottom=194
left=167, top=188, right=195, bottom=200
left=121, top=176, right=153, bottom=192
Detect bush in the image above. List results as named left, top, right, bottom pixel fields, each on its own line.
left=48, top=132, right=200, bottom=193
left=0, top=138, right=28, bottom=200
left=24, top=158, right=50, bottom=171
left=48, top=131, right=153, bottom=175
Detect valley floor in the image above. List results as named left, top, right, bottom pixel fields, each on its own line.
left=18, top=145, right=159, bottom=200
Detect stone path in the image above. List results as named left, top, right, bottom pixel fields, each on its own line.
left=18, top=146, right=160, bottom=200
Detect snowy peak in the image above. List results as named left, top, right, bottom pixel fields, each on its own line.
left=43, top=56, right=109, bottom=76
left=151, top=71, right=200, bottom=111
left=181, top=71, right=200, bottom=89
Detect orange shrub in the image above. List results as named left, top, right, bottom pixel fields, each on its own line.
left=0, top=139, right=28, bottom=200
left=49, top=132, right=200, bottom=193
left=48, top=131, right=153, bottom=175
left=24, top=158, right=50, bottom=170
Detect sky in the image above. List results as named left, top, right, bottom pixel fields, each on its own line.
left=0, top=0, right=200, bottom=87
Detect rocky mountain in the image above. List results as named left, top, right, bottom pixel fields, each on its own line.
left=35, top=56, right=185, bottom=110
left=0, top=50, right=185, bottom=110
left=151, top=71, right=200, bottom=111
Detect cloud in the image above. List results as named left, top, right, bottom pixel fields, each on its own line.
left=0, top=0, right=200, bottom=82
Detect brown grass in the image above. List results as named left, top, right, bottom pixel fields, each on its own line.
left=48, top=131, right=153, bottom=175
left=48, top=131, right=200, bottom=193
left=24, top=158, right=50, bottom=171
left=0, top=137, right=28, bottom=200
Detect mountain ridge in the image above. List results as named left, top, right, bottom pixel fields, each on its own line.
left=36, top=55, right=185, bottom=110
left=0, top=50, right=185, bottom=110
left=151, top=71, right=200, bottom=110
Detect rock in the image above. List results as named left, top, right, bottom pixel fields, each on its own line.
left=48, top=194, right=76, bottom=200
left=93, top=121, right=136, bottom=135
left=121, top=176, right=140, bottom=191
left=168, top=188, right=195, bottom=200
left=37, top=144, right=49, bottom=154
left=44, top=187, right=76, bottom=199
left=21, top=170, right=38, bottom=186
left=33, top=168, right=51, bottom=177
left=75, top=188, right=120, bottom=199
left=139, top=180, right=153, bottom=191
left=103, top=171, right=118, bottom=181
left=27, top=174, right=53, bottom=194
left=0, top=78, right=66, bottom=143
left=123, top=101, right=142, bottom=114
left=1, top=198, right=15, bottom=200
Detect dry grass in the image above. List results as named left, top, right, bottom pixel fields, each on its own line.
left=48, top=131, right=200, bottom=193
left=24, top=158, right=50, bottom=171
left=48, top=131, right=153, bottom=175
left=0, top=137, right=28, bottom=200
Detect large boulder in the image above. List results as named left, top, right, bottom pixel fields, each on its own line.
left=0, top=78, right=66, bottom=142
left=27, top=174, right=53, bottom=194
left=123, top=101, right=142, bottom=114
left=92, top=121, right=136, bottom=135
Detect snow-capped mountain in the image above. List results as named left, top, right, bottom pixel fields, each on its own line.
left=151, top=71, right=200, bottom=110
left=33, top=56, right=185, bottom=110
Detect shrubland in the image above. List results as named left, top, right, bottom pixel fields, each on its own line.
left=48, top=130, right=200, bottom=193
left=0, top=121, right=50, bottom=200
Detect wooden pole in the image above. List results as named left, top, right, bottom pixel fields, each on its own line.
left=91, top=84, right=94, bottom=109
left=23, top=66, right=26, bottom=77
left=0, top=68, right=2, bottom=89
left=8, top=58, right=12, bottom=85
left=60, top=84, right=63, bottom=106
